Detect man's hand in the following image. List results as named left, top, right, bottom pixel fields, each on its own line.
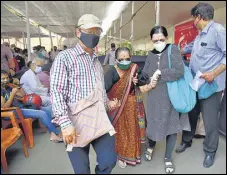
left=108, top=98, right=121, bottom=110
left=200, top=72, right=216, bottom=83
left=179, top=35, right=185, bottom=44
left=180, top=48, right=185, bottom=56
left=61, top=125, right=78, bottom=145
left=132, top=73, right=138, bottom=85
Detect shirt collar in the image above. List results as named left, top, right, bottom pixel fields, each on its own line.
left=75, top=43, right=98, bottom=61
left=201, top=20, right=214, bottom=34
left=28, top=69, right=36, bottom=75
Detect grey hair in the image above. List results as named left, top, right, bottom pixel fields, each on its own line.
left=191, top=3, right=214, bottom=20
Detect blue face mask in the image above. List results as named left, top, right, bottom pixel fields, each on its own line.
left=117, top=60, right=131, bottom=70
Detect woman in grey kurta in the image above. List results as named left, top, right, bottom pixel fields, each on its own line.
left=137, top=26, right=190, bottom=174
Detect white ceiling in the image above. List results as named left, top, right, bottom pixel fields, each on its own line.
left=1, top=1, right=226, bottom=42
left=1, top=1, right=113, bottom=38
left=109, top=1, right=226, bottom=41
left=1, top=3, right=49, bottom=38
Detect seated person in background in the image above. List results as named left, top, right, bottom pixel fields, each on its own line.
left=41, top=62, right=52, bottom=74
left=20, top=60, right=51, bottom=106
left=1, top=70, right=62, bottom=142
left=13, top=66, right=29, bottom=80
left=35, top=59, right=50, bottom=90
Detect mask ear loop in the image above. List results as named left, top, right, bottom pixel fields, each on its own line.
left=194, top=14, right=202, bottom=27
left=116, top=59, right=120, bottom=64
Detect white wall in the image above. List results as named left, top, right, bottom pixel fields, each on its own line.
left=213, top=6, right=226, bottom=25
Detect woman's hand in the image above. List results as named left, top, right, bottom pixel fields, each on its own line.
left=13, top=78, right=20, bottom=86
left=11, top=87, right=20, bottom=96
left=139, top=75, right=159, bottom=93
left=149, top=75, right=159, bottom=89
left=132, top=73, right=138, bottom=85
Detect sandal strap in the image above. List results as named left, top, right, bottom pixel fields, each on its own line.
left=164, top=159, right=175, bottom=172
left=164, top=158, right=173, bottom=163
left=144, top=148, right=154, bottom=156
left=165, top=164, right=175, bottom=169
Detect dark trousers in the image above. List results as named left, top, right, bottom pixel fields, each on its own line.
left=148, top=134, right=177, bottom=159
left=182, top=91, right=223, bottom=155
left=219, top=89, right=226, bottom=136
left=67, top=133, right=117, bottom=174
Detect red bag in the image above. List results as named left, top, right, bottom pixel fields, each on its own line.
left=23, top=94, right=42, bottom=110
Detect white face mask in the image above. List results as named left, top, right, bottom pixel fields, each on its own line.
left=34, top=66, right=42, bottom=73
left=153, top=41, right=166, bottom=52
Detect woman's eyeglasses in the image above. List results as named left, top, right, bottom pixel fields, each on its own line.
left=152, top=39, right=166, bottom=43
left=118, top=58, right=131, bottom=62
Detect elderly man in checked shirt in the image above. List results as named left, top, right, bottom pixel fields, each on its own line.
left=175, top=3, right=226, bottom=168
left=50, top=14, right=120, bottom=174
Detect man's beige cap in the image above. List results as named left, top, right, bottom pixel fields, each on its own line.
left=77, top=14, right=102, bottom=30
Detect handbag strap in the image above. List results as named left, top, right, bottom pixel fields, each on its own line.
left=168, top=44, right=172, bottom=68
left=112, top=64, right=138, bottom=126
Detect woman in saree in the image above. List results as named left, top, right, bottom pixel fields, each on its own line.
left=104, top=47, right=146, bottom=168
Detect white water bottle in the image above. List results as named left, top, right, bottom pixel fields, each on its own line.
left=150, top=69, right=161, bottom=84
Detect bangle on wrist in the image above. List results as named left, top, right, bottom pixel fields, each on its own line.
left=148, top=84, right=153, bottom=89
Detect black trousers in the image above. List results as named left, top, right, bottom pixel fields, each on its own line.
left=219, top=89, right=226, bottom=136
left=148, top=134, right=177, bottom=159
left=182, top=91, right=223, bottom=155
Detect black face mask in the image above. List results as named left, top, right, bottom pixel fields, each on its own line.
left=79, top=31, right=100, bottom=48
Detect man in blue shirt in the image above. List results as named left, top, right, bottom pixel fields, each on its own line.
left=175, top=3, right=226, bottom=168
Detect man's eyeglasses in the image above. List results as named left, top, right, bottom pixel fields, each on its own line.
left=80, top=29, right=102, bottom=36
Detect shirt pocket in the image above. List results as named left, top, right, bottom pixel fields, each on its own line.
left=196, top=44, right=210, bottom=59
left=195, top=37, right=216, bottom=59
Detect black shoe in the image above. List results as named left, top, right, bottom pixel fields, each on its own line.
left=203, top=154, right=215, bottom=168
left=175, top=143, right=191, bottom=153
left=194, top=134, right=206, bottom=139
